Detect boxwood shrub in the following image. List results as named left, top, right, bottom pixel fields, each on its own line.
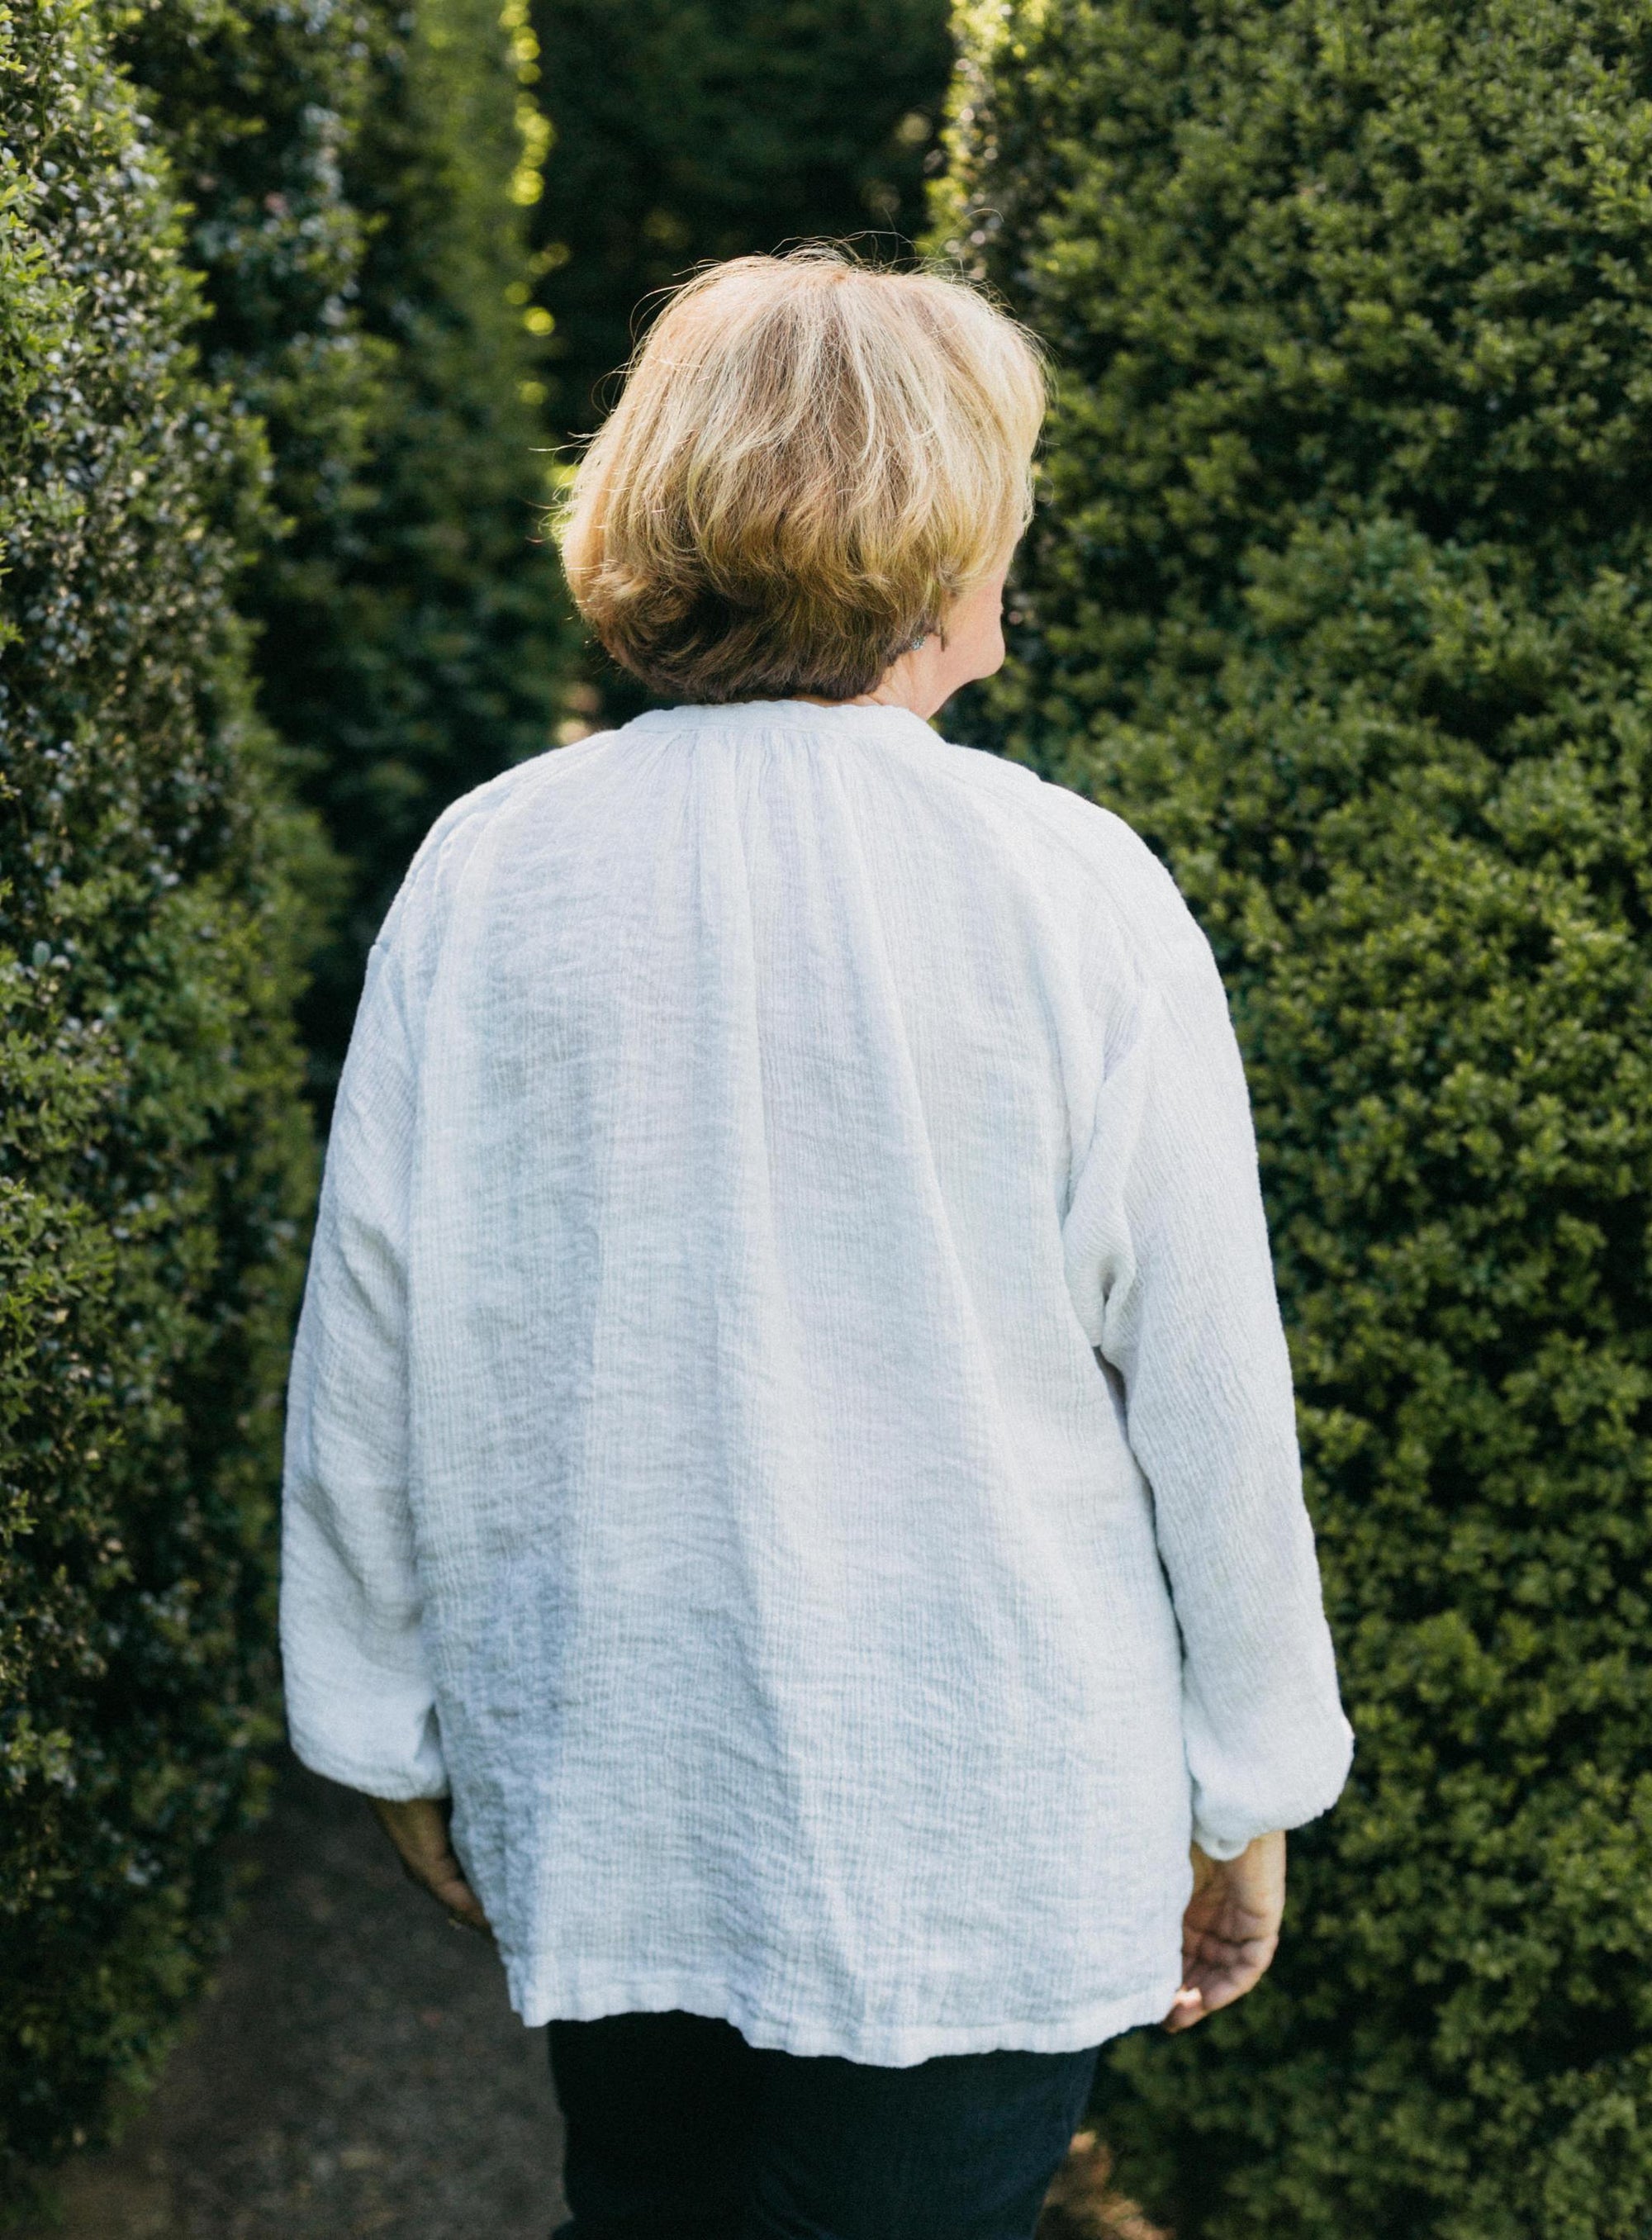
left=936, top=2, right=1652, bottom=2233
left=0, top=0, right=321, bottom=2192
left=526, top=0, right=954, bottom=438
left=114, top=0, right=575, bottom=1103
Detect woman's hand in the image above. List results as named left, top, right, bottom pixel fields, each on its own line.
left=368, top=1794, right=493, bottom=1937
left=1161, top=1829, right=1284, bottom=2032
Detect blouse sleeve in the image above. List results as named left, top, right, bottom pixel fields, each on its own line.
left=278, top=926, right=448, bottom=1801
left=1061, top=904, right=1353, bottom=1859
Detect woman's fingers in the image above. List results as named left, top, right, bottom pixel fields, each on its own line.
left=1162, top=1831, right=1286, bottom=2031
left=428, top=1859, right=493, bottom=1934
left=1161, top=1953, right=1267, bottom=2032
left=400, top=1844, right=491, bottom=1933
left=1161, top=1985, right=1203, bottom=2031
left=1184, top=1925, right=1278, bottom=2001
left=369, top=1794, right=495, bottom=1938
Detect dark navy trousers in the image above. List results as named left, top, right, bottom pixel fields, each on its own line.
left=548, top=2006, right=1101, bottom=2240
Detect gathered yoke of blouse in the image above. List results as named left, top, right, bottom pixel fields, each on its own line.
left=279, top=697, right=1353, bottom=2067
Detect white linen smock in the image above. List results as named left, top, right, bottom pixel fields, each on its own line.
left=279, top=697, right=1354, bottom=2067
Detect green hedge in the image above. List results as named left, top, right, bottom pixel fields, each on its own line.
left=527, top=0, right=954, bottom=437
left=936, top=2, right=1652, bottom=2233
left=116, top=0, right=575, bottom=1099
left=2, top=0, right=572, bottom=2188
left=0, top=0, right=322, bottom=2191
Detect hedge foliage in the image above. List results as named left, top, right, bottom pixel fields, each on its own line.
left=0, top=0, right=320, bottom=2187
left=115, top=0, right=574, bottom=1096
left=2, top=0, right=565, bottom=2192
left=527, top=0, right=954, bottom=438
left=937, top=2, right=1652, bottom=2233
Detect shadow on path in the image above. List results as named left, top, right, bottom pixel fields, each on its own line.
left=26, top=1756, right=564, bottom=2238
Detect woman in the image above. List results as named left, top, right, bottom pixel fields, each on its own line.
left=280, top=247, right=1354, bottom=2240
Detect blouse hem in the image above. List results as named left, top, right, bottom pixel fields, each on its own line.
left=501, top=1960, right=1182, bottom=2067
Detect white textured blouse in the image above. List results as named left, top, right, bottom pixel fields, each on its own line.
left=280, top=697, right=1353, bottom=2067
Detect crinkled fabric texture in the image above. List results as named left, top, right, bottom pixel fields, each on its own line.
left=279, top=699, right=1352, bottom=2065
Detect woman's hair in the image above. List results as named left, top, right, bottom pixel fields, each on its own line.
left=555, top=247, right=1048, bottom=705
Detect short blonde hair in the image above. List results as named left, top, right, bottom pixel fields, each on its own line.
left=556, top=247, right=1047, bottom=704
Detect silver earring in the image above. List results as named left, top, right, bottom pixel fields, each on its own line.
left=905, top=630, right=928, bottom=653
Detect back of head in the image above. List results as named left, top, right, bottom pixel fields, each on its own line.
left=557, top=247, right=1047, bottom=705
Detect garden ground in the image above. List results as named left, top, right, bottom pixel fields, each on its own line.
left=21, top=1760, right=566, bottom=2238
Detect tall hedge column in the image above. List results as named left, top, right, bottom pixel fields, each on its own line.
left=937, top=3, right=1652, bottom=2234
left=115, top=0, right=576, bottom=1105
left=0, top=0, right=320, bottom=2192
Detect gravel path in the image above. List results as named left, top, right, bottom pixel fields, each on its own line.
left=28, top=1757, right=565, bottom=2239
